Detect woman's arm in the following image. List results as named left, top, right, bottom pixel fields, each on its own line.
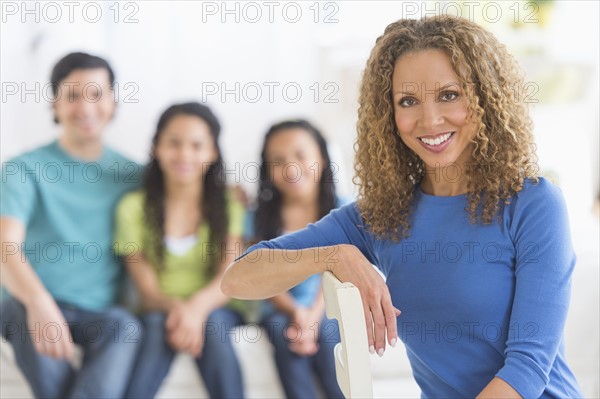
left=477, top=377, right=521, bottom=399
left=223, top=243, right=400, bottom=354
left=490, top=179, right=577, bottom=398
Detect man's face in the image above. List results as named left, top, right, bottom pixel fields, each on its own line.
left=53, top=68, right=116, bottom=144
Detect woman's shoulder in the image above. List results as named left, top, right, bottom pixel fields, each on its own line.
left=505, top=176, right=569, bottom=227
left=327, top=199, right=363, bottom=226
left=513, top=176, right=565, bottom=205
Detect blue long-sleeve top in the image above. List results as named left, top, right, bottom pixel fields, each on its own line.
left=242, top=177, right=582, bottom=398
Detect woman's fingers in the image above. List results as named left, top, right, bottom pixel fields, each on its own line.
left=382, top=289, right=400, bottom=347
left=361, top=297, right=376, bottom=354
left=332, top=245, right=402, bottom=356
left=368, top=291, right=387, bottom=355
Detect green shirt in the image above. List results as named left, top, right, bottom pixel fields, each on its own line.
left=114, top=190, right=244, bottom=299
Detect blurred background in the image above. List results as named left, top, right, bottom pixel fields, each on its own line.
left=2, top=0, right=598, bottom=396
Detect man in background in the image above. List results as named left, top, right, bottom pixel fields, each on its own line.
left=1, top=52, right=142, bottom=398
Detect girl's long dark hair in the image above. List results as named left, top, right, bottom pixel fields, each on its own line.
left=144, top=102, right=228, bottom=274
left=254, top=119, right=337, bottom=241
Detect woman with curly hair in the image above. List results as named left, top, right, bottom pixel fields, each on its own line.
left=115, top=102, right=246, bottom=398
left=222, top=15, right=582, bottom=398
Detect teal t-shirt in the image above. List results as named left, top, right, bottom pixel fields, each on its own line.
left=1, top=140, right=142, bottom=310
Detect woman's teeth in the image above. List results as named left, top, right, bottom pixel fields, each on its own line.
left=419, top=132, right=454, bottom=146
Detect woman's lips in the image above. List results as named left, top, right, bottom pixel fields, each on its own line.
left=418, top=131, right=455, bottom=153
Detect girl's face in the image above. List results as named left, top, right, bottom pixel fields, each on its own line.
left=392, top=49, right=478, bottom=171
left=265, top=128, right=325, bottom=201
left=154, top=114, right=218, bottom=185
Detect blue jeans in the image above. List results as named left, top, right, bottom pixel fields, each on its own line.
left=0, top=297, right=142, bottom=398
left=261, top=312, right=344, bottom=399
left=125, top=307, right=245, bottom=399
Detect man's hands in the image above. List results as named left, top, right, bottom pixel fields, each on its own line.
left=26, top=295, right=75, bottom=360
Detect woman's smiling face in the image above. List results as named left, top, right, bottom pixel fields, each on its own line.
left=392, top=49, right=478, bottom=171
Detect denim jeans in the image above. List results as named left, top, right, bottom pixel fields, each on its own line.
left=125, top=307, right=245, bottom=399
left=0, top=297, right=143, bottom=398
left=261, top=312, right=344, bottom=399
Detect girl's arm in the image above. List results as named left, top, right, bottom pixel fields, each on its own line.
left=269, top=292, right=299, bottom=318
left=124, top=253, right=180, bottom=312
left=188, top=234, right=243, bottom=312
left=269, top=286, right=325, bottom=323
left=269, top=285, right=326, bottom=355
left=166, top=234, right=243, bottom=356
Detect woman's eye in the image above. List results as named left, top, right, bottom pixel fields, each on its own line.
left=399, top=97, right=417, bottom=107
left=440, top=91, right=459, bottom=102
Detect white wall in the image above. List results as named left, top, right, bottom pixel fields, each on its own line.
left=2, top=1, right=598, bottom=203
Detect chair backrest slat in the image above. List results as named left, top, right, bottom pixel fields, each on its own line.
left=322, top=271, right=373, bottom=399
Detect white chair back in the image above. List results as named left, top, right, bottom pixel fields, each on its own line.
left=322, top=271, right=373, bottom=399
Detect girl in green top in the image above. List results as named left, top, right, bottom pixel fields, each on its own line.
left=115, top=102, right=246, bottom=398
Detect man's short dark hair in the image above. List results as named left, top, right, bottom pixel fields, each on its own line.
left=50, top=52, right=115, bottom=123
left=51, top=52, right=115, bottom=97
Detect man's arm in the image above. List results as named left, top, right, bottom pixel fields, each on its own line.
left=1, top=217, right=74, bottom=359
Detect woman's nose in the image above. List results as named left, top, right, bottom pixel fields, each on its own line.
left=418, top=99, right=444, bottom=132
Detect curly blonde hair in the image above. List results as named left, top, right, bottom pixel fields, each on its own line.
left=354, top=15, right=539, bottom=241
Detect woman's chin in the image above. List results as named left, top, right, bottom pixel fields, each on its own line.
left=164, top=173, right=201, bottom=185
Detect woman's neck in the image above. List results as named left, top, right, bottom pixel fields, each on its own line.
left=420, top=174, right=469, bottom=196
left=421, top=154, right=472, bottom=196
left=282, top=190, right=320, bottom=208
left=281, top=193, right=320, bottom=232
left=164, top=180, right=203, bottom=204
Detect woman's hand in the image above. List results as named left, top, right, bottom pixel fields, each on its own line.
left=328, top=244, right=401, bottom=356
left=165, top=300, right=207, bottom=357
